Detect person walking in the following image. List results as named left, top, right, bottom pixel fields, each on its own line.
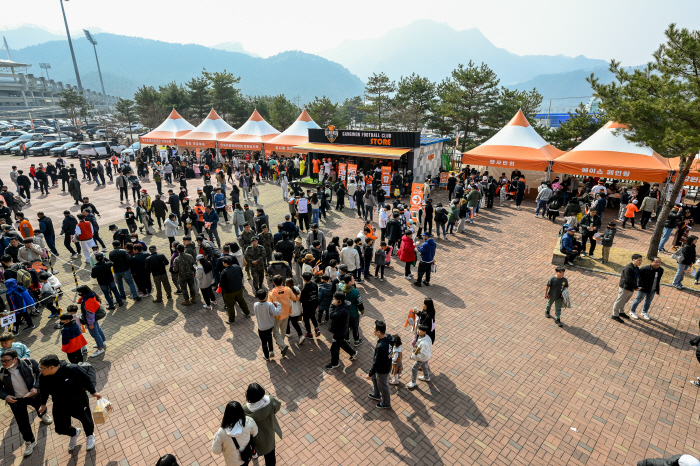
left=0, top=350, right=54, bottom=457
left=173, top=244, right=197, bottom=305
left=612, top=254, right=643, bottom=322
left=145, top=245, right=173, bottom=303
left=268, top=275, right=298, bottom=357
left=545, top=266, right=568, bottom=327
left=407, top=325, right=433, bottom=389
left=579, top=209, right=601, bottom=258
left=672, top=235, right=697, bottom=290
left=398, top=231, right=416, bottom=280
left=639, top=194, right=657, bottom=229
left=326, top=292, right=358, bottom=369
left=220, top=256, right=250, bottom=323
left=253, top=289, right=282, bottom=360
left=38, top=354, right=102, bottom=452
left=211, top=400, right=258, bottom=466
left=414, top=232, right=436, bottom=287
left=659, top=204, right=683, bottom=253
left=364, top=320, right=393, bottom=409
left=109, top=240, right=141, bottom=301
left=339, top=274, right=364, bottom=346
left=630, top=257, right=663, bottom=320
left=90, top=253, right=125, bottom=309
left=242, top=383, right=282, bottom=466
left=245, top=237, right=268, bottom=293
left=196, top=256, right=217, bottom=309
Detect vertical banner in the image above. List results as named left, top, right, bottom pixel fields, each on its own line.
left=196, top=148, right=201, bottom=163
left=381, top=166, right=392, bottom=194
left=338, top=163, right=347, bottom=185
left=410, top=183, right=424, bottom=214
left=347, top=164, right=357, bottom=182
left=439, top=171, right=449, bottom=189
left=442, top=152, right=451, bottom=171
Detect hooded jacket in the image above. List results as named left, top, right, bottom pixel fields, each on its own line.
left=5, top=279, right=35, bottom=311
left=338, top=283, right=363, bottom=317
left=61, top=319, right=88, bottom=353
left=329, top=301, right=351, bottom=338
left=398, top=236, right=416, bottom=263
left=267, top=260, right=292, bottom=280
left=417, top=238, right=436, bottom=263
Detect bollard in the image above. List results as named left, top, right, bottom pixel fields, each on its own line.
left=48, top=254, right=58, bottom=275
left=53, top=292, right=63, bottom=329
left=70, top=261, right=79, bottom=292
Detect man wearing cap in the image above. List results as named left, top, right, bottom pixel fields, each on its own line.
left=145, top=245, right=172, bottom=303
left=203, top=206, right=221, bottom=248
left=245, top=237, right=268, bottom=292
left=258, top=224, right=274, bottom=265
left=659, top=204, right=683, bottom=253
left=414, top=232, right=437, bottom=287
left=91, top=252, right=125, bottom=309
left=560, top=228, right=581, bottom=266
left=238, top=223, right=255, bottom=280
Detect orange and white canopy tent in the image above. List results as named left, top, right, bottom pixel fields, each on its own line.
left=670, top=154, right=700, bottom=187
left=461, top=110, right=564, bottom=172
left=139, top=109, right=195, bottom=145
left=265, top=109, right=320, bottom=153
left=219, top=110, right=279, bottom=150
left=176, top=109, right=235, bottom=148
left=551, top=121, right=672, bottom=183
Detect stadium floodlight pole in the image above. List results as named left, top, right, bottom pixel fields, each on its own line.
left=39, top=63, right=51, bottom=80
left=59, top=0, right=83, bottom=93
left=83, top=29, right=107, bottom=106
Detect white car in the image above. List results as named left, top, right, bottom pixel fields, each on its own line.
left=93, top=128, right=125, bottom=138
left=77, top=141, right=126, bottom=158
left=121, top=142, right=141, bottom=157
left=42, top=133, right=74, bottom=142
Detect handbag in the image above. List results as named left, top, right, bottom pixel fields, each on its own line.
left=671, top=248, right=683, bottom=263
left=232, top=436, right=256, bottom=463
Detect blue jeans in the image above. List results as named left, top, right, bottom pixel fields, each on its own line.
left=659, top=227, right=674, bottom=250
left=114, top=270, right=138, bottom=298
left=45, top=234, right=58, bottom=255
left=99, top=281, right=123, bottom=307
left=312, top=209, right=320, bottom=225
left=630, top=290, right=655, bottom=314
left=234, top=224, right=241, bottom=236
left=535, top=200, right=548, bottom=216
left=88, top=321, right=106, bottom=349
left=673, top=263, right=689, bottom=287
left=156, top=181, right=162, bottom=195
left=436, top=222, right=447, bottom=238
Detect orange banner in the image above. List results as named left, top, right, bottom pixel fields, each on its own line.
left=439, top=171, right=449, bottom=189
left=410, top=183, right=424, bottom=213
left=347, top=164, right=357, bottom=181
left=381, top=166, right=391, bottom=185
left=338, top=163, right=347, bottom=185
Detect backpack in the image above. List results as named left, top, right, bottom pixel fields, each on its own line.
left=76, top=362, right=97, bottom=387
left=11, top=264, right=32, bottom=289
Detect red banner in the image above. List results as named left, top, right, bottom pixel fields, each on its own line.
left=439, top=171, right=449, bottom=189
left=410, top=183, right=424, bottom=213
left=347, top=164, right=357, bottom=181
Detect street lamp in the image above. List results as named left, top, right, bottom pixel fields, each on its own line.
left=59, top=0, right=83, bottom=93
left=83, top=29, right=107, bottom=106
left=39, top=63, right=51, bottom=80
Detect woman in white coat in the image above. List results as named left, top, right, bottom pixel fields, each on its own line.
left=212, top=401, right=258, bottom=466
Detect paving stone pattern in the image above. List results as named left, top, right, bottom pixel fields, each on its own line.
left=1, top=155, right=699, bottom=465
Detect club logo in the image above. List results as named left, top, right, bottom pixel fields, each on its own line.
left=325, top=125, right=338, bottom=143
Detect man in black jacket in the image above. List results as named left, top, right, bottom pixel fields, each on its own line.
left=659, top=204, right=683, bottom=253
left=630, top=257, right=664, bottom=320
left=90, top=253, right=124, bottom=309
left=38, top=354, right=102, bottom=452
left=60, top=210, right=78, bottom=257
left=59, top=165, right=70, bottom=192
left=612, top=254, right=643, bottom=322
left=37, top=211, right=58, bottom=256
left=145, top=245, right=172, bottom=303
left=130, top=244, right=151, bottom=297
left=167, top=189, right=181, bottom=225
left=109, top=224, right=130, bottom=249
left=151, top=194, right=169, bottom=229
left=364, top=320, right=393, bottom=409
left=275, top=232, right=295, bottom=265
left=579, top=209, right=602, bottom=258
left=386, top=213, right=402, bottom=255
left=326, top=292, right=357, bottom=370
left=109, top=240, right=140, bottom=300
left=16, top=170, right=31, bottom=202
left=0, top=350, right=53, bottom=456
left=424, top=199, right=434, bottom=235
left=219, top=256, right=249, bottom=323
left=447, top=173, right=457, bottom=201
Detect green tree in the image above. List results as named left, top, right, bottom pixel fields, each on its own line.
left=490, top=87, right=543, bottom=129
left=589, top=24, right=700, bottom=259
left=202, top=69, right=242, bottom=121
left=544, top=103, right=608, bottom=151
left=338, top=96, right=364, bottom=128
left=115, top=98, right=137, bottom=140
left=158, top=81, right=190, bottom=115
left=307, top=95, right=339, bottom=127
left=392, top=73, right=436, bottom=131
left=246, top=95, right=274, bottom=122
left=133, top=85, right=162, bottom=131
left=427, top=80, right=458, bottom=136
left=57, top=88, right=89, bottom=125
left=186, top=76, right=211, bottom=124
left=269, top=94, right=300, bottom=130
left=438, top=61, right=500, bottom=152
left=362, top=72, right=395, bottom=129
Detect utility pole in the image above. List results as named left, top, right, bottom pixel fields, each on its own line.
left=84, top=30, right=107, bottom=106
left=59, top=0, right=83, bottom=93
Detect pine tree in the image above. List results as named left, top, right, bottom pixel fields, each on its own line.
left=307, top=96, right=339, bottom=127
left=133, top=85, right=162, bottom=131
left=362, top=72, right=395, bottom=130
left=392, top=73, right=436, bottom=131
left=202, top=69, right=241, bottom=121
left=186, top=76, right=211, bottom=124
left=545, top=103, right=609, bottom=151
left=270, top=95, right=300, bottom=130
left=589, top=24, right=700, bottom=259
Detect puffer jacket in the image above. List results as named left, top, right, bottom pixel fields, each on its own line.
left=195, top=266, right=214, bottom=289
left=232, top=208, right=246, bottom=226
left=211, top=418, right=259, bottom=466
left=5, top=279, right=35, bottom=311
left=397, top=236, right=416, bottom=263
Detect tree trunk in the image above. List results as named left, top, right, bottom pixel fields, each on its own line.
left=646, top=156, right=694, bottom=259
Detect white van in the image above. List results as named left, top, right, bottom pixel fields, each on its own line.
left=77, top=141, right=111, bottom=158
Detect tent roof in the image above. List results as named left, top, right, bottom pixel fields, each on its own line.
left=176, top=109, right=235, bottom=148
left=139, top=109, right=195, bottom=145
left=670, top=154, right=700, bottom=187
left=265, top=109, right=321, bottom=152
left=461, top=110, right=564, bottom=171
left=551, top=121, right=672, bottom=182
left=219, top=110, right=280, bottom=150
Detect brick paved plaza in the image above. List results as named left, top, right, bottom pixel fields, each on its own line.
left=1, top=155, right=699, bottom=466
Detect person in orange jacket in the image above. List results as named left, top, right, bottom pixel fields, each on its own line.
left=15, top=212, right=34, bottom=239
left=622, top=199, right=639, bottom=228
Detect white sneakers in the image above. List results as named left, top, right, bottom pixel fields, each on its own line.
left=299, top=335, right=306, bottom=345
left=23, top=441, right=36, bottom=457
left=418, top=375, right=431, bottom=382
left=630, top=312, right=639, bottom=319
left=68, top=427, right=82, bottom=450
left=407, top=382, right=417, bottom=389
left=86, top=434, right=96, bottom=451
left=642, top=313, right=650, bottom=320
left=90, top=348, right=105, bottom=358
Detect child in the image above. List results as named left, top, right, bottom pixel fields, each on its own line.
left=363, top=239, right=374, bottom=280
left=253, top=288, right=282, bottom=360
left=389, top=335, right=403, bottom=385
left=374, top=242, right=387, bottom=281
left=317, top=275, right=333, bottom=323
left=285, top=278, right=305, bottom=344
left=324, top=259, right=338, bottom=278
left=38, top=271, right=59, bottom=318
left=66, top=304, right=89, bottom=357
left=600, top=221, right=617, bottom=264
left=60, top=313, right=88, bottom=363
left=545, top=266, right=568, bottom=327
left=88, top=245, right=101, bottom=267
left=407, top=324, right=432, bottom=389
left=0, top=332, right=30, bottom=358
left=622, top=199, right=639, bottom=228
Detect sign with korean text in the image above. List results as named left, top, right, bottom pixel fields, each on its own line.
left=1, top=313, right=17, bottom=328
left=439, top=171, right=449, bottom=188
left=196, top=148, right=201, bottom=162
left=338, top=163, right=347, bottom=185
left=347, top=164, right=357, bottom=181
left=410, top=183, right=424, bottom=213
left=488, top=159, right=517, bottom=167
left=580, top=167, right=631, bottom=178
left=309, top=129, right=420, bottom=148
left=218, top=141, right=263, bottom=150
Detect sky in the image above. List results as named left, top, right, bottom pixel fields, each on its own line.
left=1, top=0, right=699, bottom=65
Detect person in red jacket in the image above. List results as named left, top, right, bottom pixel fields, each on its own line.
left=74, top=213, right=95, bottom=263
left=59, top=314, right=87, bottom=363
left=397, top=231, right=416, bottom=280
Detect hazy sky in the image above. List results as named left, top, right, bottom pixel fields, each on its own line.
left=1, top=0, right=698, bottom=65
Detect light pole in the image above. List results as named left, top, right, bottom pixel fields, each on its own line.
left=39, top=63, right=51, bottom=80
left=83, top=29, right=107, bottom=106
left=59, top=0, right=83, bottom=93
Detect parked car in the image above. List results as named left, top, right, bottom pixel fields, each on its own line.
left=15, top=133, right=44, bottom=142
left=121, top=142, right=141, bottom=157
left=109, top=142, right=126, bottom=155
left=1, top=130, right=27, bottom=138
left=0, top=139, right=24, bottom=154
left=28, top=141, right=71, bottom=156
left=0, top=136, right=17, bottom=144
left=77, top=141, right=125, bottom=158
left=66, top=145, right=80, bottom=158
left=11, top=140, right=43, bottom=155
left=50, top=141, right=80, bottom=157
left=42, top=133, right=74, bottom=142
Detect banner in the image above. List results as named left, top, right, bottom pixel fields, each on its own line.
left=442, top=152, right=451, bottom=171
left=410, top=183, right=424, bottom=213
left=347, top=164, right=357, bottom=182
left=439, top=171, right=449, bottom=189
left=196, top=148, right=201, bottom=163
left=338, top=163, right=347, bottom=185
left=381, top=166, right=392, bottom=194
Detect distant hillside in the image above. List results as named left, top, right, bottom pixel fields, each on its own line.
left=319, top=19, right=609, bottom=85
left=12, top=34, right=365, bottom=103
left=1, top=25, right=66, bottom=51
left=212, top=42, right=260, bottom=58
